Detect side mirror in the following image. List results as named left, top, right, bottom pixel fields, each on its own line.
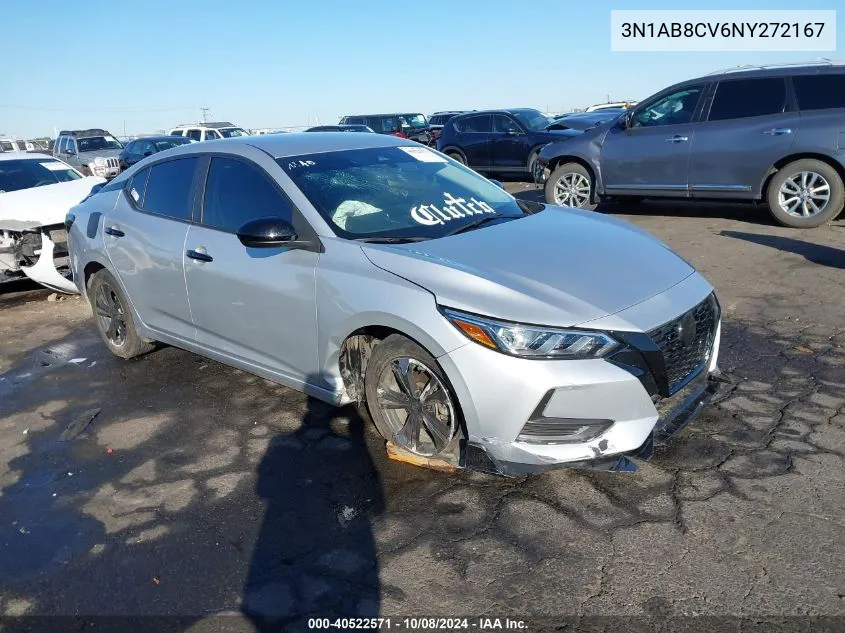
left=143, top=151, right=153, bottom=157
left=619, top=111, right=633, bottom=129
left=237, top=217, right=302, bottom=248
left=66, top=147, right=76, bottom=155
left=488, top=179, right=505, bottom=190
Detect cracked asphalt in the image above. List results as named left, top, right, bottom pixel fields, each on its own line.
left=0, top=191, right=843, bottom=632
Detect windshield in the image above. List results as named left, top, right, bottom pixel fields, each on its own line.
left=154, top=138, right=193, bottom=151
left=511, top=110, right=553, bottom=131
left=401, top=114, right=428, bottom=129
left=219, top=127, right=249, bottom=138
left=0, top=159, right=81, bottom=193
left=78, top=136, right=123, bottom=151
left=279, top=146, right=532, bottom=240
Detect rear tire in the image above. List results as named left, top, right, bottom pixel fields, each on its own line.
left=766, top=159, right=844, bottom=228
left=87, top=269, right=154, bottom=359
left=364, top=334, right=463, bottom=461
left=446, top=151, right=465, bottom=165
left=544, top=162, right=596, bottom=210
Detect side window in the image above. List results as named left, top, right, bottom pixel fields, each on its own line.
left=793, top=73, right=845, bottom=111
left=632, top=86, right=704, bottom=128
left=126, top=167, right=150, bottom=206
left=57, top=137, right=68, bottom=153
left=461, top=115, right=492, bottom=133
left=141, top=158, right=198, bottom=220
left=169, top=130, right=182, bottom=137
left=140, top=141, right=155, bottom=155
left=186, top=129, right=202, bottom=141
left=492, top=115, right=520, bottom=134
left=205, top=130, right=221, bottom=140
left=708, top=78, right=787, bottom=121
left=202, top=157, right=292, bottom=232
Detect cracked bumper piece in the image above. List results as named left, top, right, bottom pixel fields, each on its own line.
left=20, top=231, right=78, bottom=294
left=464, top=373, right=723, bottom=477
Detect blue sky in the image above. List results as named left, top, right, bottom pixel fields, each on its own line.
left=1, top=0, right=841, bottom=137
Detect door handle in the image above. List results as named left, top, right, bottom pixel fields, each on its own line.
left=104, top=226, right=125, bottom=237
left=664, top=135, right=689, bottom=143
left=763, top=128, right=792, bottom=135
left=186, top=249, right=213, bottom=263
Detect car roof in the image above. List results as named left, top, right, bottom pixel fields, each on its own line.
left=683, top=61, right=845, bottom=85
left=450, top=108, right=541, bottom=119
left=130, top=135, right=191, bottom=142
left=0, top=152, right=55, bottom=162
left=144, top=131, right=417, bottom=161
left=343, top=113, right=424, bottom=118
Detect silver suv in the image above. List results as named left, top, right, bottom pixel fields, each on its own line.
left=53, top=129, right=123, bottom=179
left=537, top=61, right=845, bottom=228
left=66, top=133, right=722, bottom=475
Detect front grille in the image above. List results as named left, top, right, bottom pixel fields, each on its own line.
left=648, top=294, right=719, bottom=394
left=106, top=158, right=119, bottom=169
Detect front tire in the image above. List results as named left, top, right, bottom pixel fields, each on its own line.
left=87, top=269, right=154, bottom=359
left=445, top=150, right=465, bottom=165
left=766, top=159, right=844, bottom=228
left=364, top=335, right=462, bottom=460
left=544, top=162, right=596, bottom=210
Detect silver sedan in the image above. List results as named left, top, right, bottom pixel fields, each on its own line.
left=66, top=133, right=723, bottom=475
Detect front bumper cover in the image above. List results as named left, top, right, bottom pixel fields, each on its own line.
left=464, top=370, right=726, bottom=477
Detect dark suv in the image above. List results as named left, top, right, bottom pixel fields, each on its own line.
left=436, top=108, right=579, bottom=177
left=536, top=62, right=845, bottom=228
left=338, top=113, right=430, bottom=144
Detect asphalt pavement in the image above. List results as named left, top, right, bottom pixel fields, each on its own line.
left=0, top=190, right=843, bottom=632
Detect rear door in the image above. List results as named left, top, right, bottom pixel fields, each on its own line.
left=688, top=76, right=798, bottom=199
left=103, top=157, right=201, bottom=342
left=600, top=84, right=705, bottom=196
left=184, top=153, right=319, bottom=383
left=489, top=114, right=530, bottom=172
left=456, top=114, right=491, bottom=169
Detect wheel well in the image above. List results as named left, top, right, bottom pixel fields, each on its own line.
left=441, top=147, right=465, bottom=159
left=763, top=153, right=845, bottom=199
left=83, top=261, right=105, bottom=290
left=547, top=155, right=595, bottom=179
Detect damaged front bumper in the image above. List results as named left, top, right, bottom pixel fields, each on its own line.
left=0, top=225, right=77, bottom=293
left=463, top=371, right=727, bottom=477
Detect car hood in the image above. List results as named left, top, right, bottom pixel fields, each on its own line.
left=78, top=148, right=123, bottom=160
left=0, top=176, right=107, bottom=230
left=361, top=208, right=695, bottom=328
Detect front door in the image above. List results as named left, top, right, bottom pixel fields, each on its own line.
left=600, top=84, right=706, bottom=197
left=103, top=157, right=201, bottom=343
left=689, top=76, right=799, bottom=199
left=489, top=114, right=530, bottom=172
left=184, top=155, right=319, bottom=384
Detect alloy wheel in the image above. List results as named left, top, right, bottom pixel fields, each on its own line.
left=375, top=357, right=456, bottom=457
left=94, top=283, right=127, bottom=347
left=553, top=172, right=591, bottom=207
left=778, top=171, right=831, bottom=218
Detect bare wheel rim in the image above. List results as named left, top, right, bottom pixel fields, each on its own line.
left=553, top=172, right=591, bottom=207
left=375, top=357, right=456, bottom=457
left=778, top=171, right=831, bottom=218
left=94, top=283, right=127, bottom=347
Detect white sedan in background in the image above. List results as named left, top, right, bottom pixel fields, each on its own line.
left=0, top=154, right=104, bottom=293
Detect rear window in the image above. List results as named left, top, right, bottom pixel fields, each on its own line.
left=139, top=158, right=198, bottom=220
left=793, top=73, right=845, bottom=111
left=708, top=78, right=787, bottom=121
left=457, top=115, right=491, bottom=133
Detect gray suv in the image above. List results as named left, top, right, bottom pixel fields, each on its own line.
left=536, top=62, right=845, bottom=228
left=53, top=129, right=123, bottom=179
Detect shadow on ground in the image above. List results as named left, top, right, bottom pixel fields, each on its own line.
left=720, top=231, right=845, bottom=270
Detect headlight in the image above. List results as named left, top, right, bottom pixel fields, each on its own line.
left=441, top=308, right=619, bottom=360
left=94, top=157, right=106, bottom=166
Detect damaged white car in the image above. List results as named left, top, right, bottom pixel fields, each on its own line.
left=0, top=154, right=105, bottom=293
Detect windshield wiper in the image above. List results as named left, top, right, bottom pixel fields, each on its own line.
left=444, top=214, right=507, bottom=237
left=355, top=236, right=428, bottom=244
